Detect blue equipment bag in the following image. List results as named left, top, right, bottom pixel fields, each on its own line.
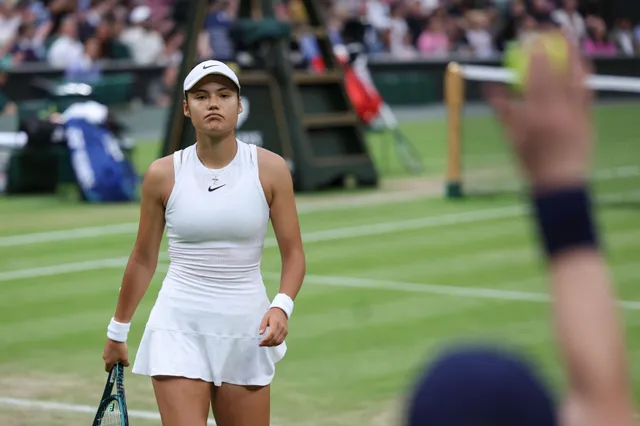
left=64, top=116, right=138, bottom=203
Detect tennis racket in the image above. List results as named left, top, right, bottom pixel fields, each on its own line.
left=391, top=127, right=425, bottom=175
left=92, top=363, right=129, bottom=426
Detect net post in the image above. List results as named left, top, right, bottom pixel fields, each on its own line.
left=445, top=62, right=464, bottom=198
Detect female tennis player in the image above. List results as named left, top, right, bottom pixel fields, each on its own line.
left=101, top=60, right=306, bottom=426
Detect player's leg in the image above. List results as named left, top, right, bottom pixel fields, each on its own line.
left=152, top=376, right=213, bottom=426
left=211, top=383, right=270, bottom=426
left=405, top=345, right=558, bottom=426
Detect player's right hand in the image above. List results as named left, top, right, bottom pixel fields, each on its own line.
left=102, top=339, right=130, bottom=372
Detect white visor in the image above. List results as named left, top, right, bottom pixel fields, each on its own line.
left=183, top=60, right=241, bottom=96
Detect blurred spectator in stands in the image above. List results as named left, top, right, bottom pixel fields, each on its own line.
left=93, top=15, right=131, bottom=60
left=417, top=17, right=450, bottom=56
left=405, top=1, right=427, bottom=46
left=583, top=16, right=616, bottom=56
left=46, top=0, right=77, bottom=35
left=495, top=0, right=526, bottom=51
left=0, top=58, right=16, bottom=116
left=327, top=4, right=348, bottom=46
left=77, top=0, right=105, bottom=42
left=386, top=2, right=417, bottom=58
left=65, top=36, right=103, bottom=83
left=551, top=0, right=586, bottom=42
left=287, top=0, right=308, bottom=23
left=0, top=2, right=23, bottom=56
left=446, top=17, right=472, bottom=55
left=146, top=0, right=176, bottom=37
left=147, top=63, right=177, bottom=107
left=528, top=0, right=554, bottom=24
left=447, top=0, right=470, bottom=18
left=366, top=0, right=391, bottom=34
left=159, top=28, right=185, bottom=65
left=11, top=18, right=49, bottom=64
left=205, top=0, right=235, bottom=62
left=464, top=10, right=495, bottom=58
left=611, top=18, right=636, bottom=56
left=119, top=5, right=164, bottom=65
left=517, top=14, right=539, bottom=43
left=47, top=15, right=85, bottom=68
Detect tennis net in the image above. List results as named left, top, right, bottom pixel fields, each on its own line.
left=445, top=63, right=640, bottom=206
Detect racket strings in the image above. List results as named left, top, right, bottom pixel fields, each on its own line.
left=96, top=400, right=123, bottom=426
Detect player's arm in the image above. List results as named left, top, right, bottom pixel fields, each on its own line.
left=262, top=150, right=306, bottom=303
left=550, top=246, right=635, bottom=425
left=112, top=158, right=171, bottom=326
left=487, top=36, right=636, bottom=424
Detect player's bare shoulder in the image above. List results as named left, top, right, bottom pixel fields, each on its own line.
left=255, top=146, right=293, bottom=204
left=142, top=154, right=175, bottom=206
left=255, top=146, right=290, bottom=178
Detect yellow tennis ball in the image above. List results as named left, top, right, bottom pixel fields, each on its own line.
left=504, top=32, right=570, bottom=92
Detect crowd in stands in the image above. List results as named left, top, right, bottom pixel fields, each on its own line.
left=0, top=0, right=638, bottom=111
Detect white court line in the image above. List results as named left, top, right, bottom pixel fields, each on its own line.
left=0, top=206, right=524, bottom=282
left=0, top=257, right=130, bottom=281
left=260, top=272, right=640, bottom=311
left=0, top=396, right=187, bottom=423
left=0, top=396, right=288, bottom=425
left=0, top=191, right=437, bottom=248
left=0, top=223, right=139, bottom=248
left=2, top=177, right=638, bottom=249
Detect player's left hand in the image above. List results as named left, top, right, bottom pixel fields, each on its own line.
left=258, top=308, right=288, bottom=347
left=485, top=33, right=593, bottom=191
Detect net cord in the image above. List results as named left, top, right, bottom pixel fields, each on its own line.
left=460, top=65, right=640, bottom=93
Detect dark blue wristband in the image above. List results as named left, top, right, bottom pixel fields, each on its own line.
left=532, top=186, right=599, bottom=258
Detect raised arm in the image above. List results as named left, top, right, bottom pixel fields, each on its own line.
left=486, top=34, right=636, bottom=425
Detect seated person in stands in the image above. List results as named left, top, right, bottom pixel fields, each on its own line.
left=0, top=62, right=16, bottom=116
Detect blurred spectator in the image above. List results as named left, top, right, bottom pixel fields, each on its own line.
left=495, top=0, right=527, bottom=51
left=0, top=0, right=632, bottom=93
left=204, top=0, right=235, bottom=62
left=160, top=28, right=185, bottom=65
left=0, top=58, right=16, bottom=116
left=147, top=63, right=177, bottom=107
left=12, top=20, right=49, bottom=63
left=405, top=2, right=428, bottom=45
left=583, top=16, right=617, bottom=56
left=119, top=5, right=164, bottom=65
left=417, top=17, right=450, bottom=56
left=528, top=0, right=554, bottom=24
left=93, top=15, right=130, bottom=60
left=551, top=0, right=586, bottom=42
left=47, top=14, right=84, bottom=68
left=446, top=18, right=472, bottom=55
left=464, top=10, right=495, bottom=58
left=65, top=36, right=102, bottom=83
left=611, top=18, right=636, bottom=56
left=386, top=2, right=417, bottom=58
left=0, top=2, right=23, bottom=55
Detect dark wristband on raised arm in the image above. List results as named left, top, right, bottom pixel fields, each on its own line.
left=531, top=185, right=600, bottom=259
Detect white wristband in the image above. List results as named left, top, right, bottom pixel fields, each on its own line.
left=270, top=293, right=294, bottom=319
left=107, top=317, right=131, bottom=343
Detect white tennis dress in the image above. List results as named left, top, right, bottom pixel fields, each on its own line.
left=132, top=140, right=286, bottom=386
